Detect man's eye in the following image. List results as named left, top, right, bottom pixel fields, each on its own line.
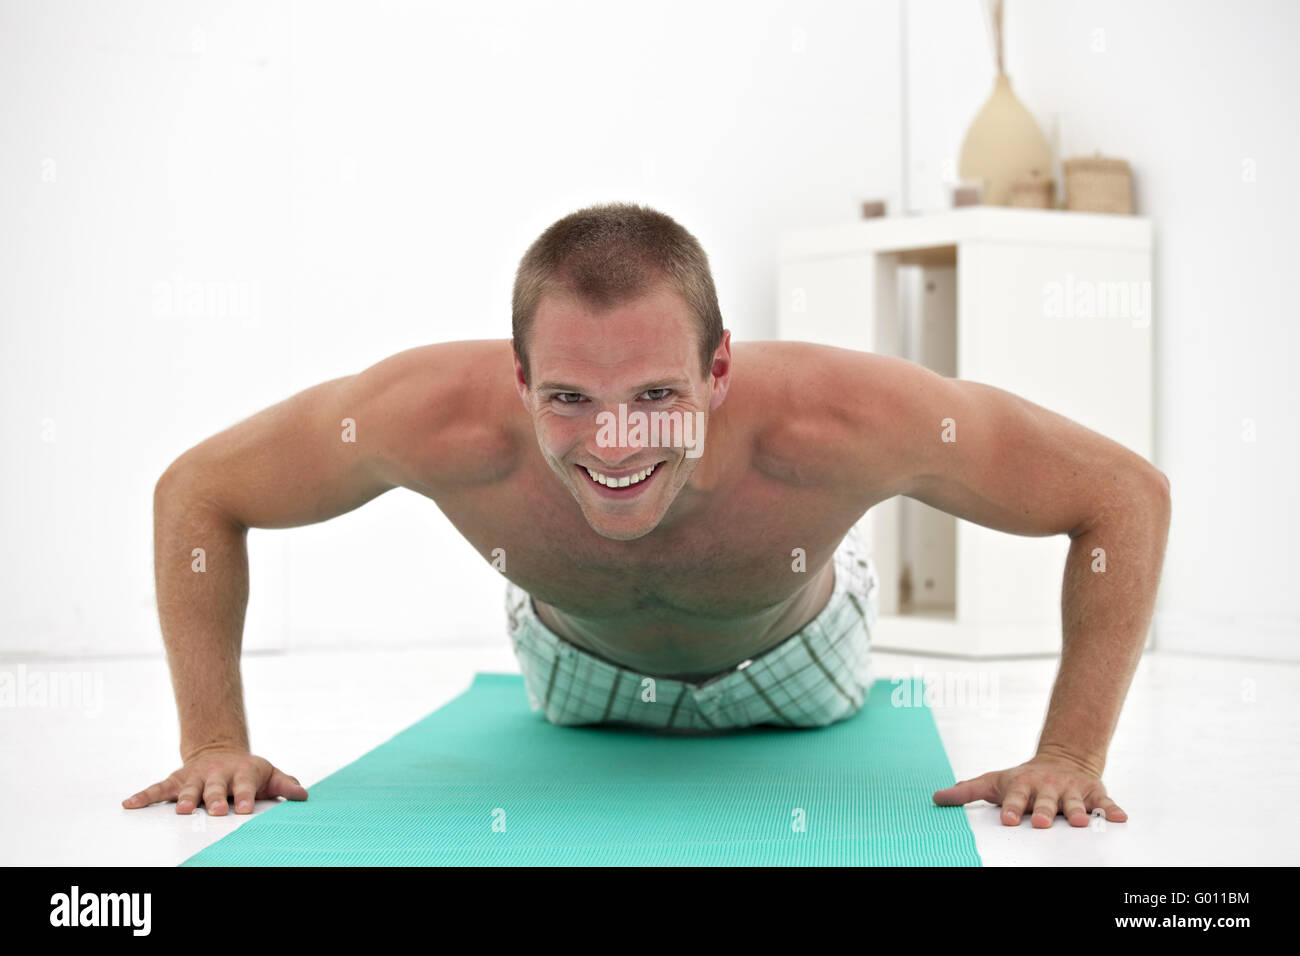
left=640, top=388, right=672, bottom=401
left=553, top=393, right=584, bottom=404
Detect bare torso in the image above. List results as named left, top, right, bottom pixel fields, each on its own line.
left=396, top=340, right=892, bottom=682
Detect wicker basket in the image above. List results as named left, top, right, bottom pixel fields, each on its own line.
left=1064, top=153, right=1133, bottom=214
left=1010, top=171, right=1054, bottom=209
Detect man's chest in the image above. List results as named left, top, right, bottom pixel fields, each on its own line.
left=435, top=470, right=853, bottom=623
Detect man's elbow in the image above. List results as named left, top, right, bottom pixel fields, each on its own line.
left=1150, top=467, right=1170, bottom=501
left=1116, top=460, right=1169, bottom=521
left=1144, top=467, right=1171, bottom=523
left=154, top=456, right=197, bottom=504
left=154, top=462, right=182, bottom=505
left=153, top=456, right=214, bottom=517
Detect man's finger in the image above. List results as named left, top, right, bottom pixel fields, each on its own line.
left=1063, top=790, right=1090, bottom=826
left=260, top=768, right=309, bottom=802
left=932, top=773, right=997, bottom=807
left=1030, top=786, right=1060, bottom=828
left=1001, top=785, right=1031, bottom=825
left=1087, top=793, right=1128, bottom=822
left=1061, top=789, right=1089, bottom=827
left=231, top=771, right=259, bottom=814
left=124, top=776, right=180, bottom=809
left=203, top=774, right=231, bottom=815
left=176, top=776, right=203, bottom=814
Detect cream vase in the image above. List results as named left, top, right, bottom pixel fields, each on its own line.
left=958, top=73, right=1053, bottom=206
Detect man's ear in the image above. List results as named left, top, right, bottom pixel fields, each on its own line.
left=511, top=343, right=532, bottom=413
left=708, top=330, right=732, bottom=411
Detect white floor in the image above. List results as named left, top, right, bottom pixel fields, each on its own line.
left=2, top=644, right=1296, bottom=866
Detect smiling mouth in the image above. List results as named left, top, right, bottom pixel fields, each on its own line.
left=576, top=461, right=661, bottom=495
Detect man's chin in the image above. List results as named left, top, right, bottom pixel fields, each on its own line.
left=590, top=523, right=655, bottom=541
left=573, top=497, right=661, bottom=541
left=581, top=510, right=659, bottom=541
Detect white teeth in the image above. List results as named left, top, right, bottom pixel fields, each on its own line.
left=584, top=462, right=657, bottom=488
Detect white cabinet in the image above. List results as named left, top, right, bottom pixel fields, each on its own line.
left=778, top=208, right=1154, bottom=657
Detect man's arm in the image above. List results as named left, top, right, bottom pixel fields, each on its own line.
left=130, top=342, right=490, bottom=814
left=152, top=369, right=395, bottom=762
left=814, top=344, right=1169, bottom=825
left=871, top=358, right=1171, bottom=775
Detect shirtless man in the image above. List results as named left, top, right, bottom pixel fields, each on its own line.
left=123, top=202, right=1170, bottom=830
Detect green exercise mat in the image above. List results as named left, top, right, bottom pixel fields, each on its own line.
left=181, top=672, right=980, bottom=866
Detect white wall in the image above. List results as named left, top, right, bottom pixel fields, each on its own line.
left=6, top=0, right=1293, bottom=663
left=0, top=0, right=901, bottom=657
left=0, top=1, right=296, bottom=658
left=902, top=0, right=1299, bottom=660
left=1019, top=0, right=1300, bottom=661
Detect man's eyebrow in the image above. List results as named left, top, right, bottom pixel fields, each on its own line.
left=536, top=379, right=691, bottom=393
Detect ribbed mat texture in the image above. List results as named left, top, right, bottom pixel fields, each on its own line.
left=182, top=673, right=980, bottom=866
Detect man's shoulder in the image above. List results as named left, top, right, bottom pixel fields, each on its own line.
left=734, top=341, right=927, bottom=490
left=364, top=338, right=514, bottom=381
left=736, top=337, right=899, bottom=368
left=355, top=339, right=525, bottom=491
left=733, top=340, right=919, bottom=425
left=359, top=339, right=518, bottom=429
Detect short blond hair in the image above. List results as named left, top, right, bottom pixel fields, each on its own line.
left=511, top=201, right=724, bottom=384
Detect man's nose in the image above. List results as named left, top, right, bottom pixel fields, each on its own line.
left=588, top=442, right=647, bottom=468
left=589, top=405, right=649, bottom=462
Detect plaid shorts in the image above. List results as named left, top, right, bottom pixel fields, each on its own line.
left=504, top=525, right=879, bottom=733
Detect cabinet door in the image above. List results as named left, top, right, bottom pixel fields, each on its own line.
left=956, top=240, right=1152, bottom=645
left=959, top=242, right=1153, bottom=461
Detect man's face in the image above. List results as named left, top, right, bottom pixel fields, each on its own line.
left=514, top=284, right=730, bottom=541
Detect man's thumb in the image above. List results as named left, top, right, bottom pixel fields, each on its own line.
left=263, top=768, right=309, bottom=801
left=932, top=772, right=998, bottom=806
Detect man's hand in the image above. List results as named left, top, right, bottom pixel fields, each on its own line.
left=931, top=751, right=1127, bottom=827
left=121, top=748, right=308, bottom=815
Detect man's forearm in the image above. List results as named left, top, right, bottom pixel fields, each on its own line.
left=153, top=464, right=253, bottom=761
left=1035, top=471, right=1171, bottom=775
